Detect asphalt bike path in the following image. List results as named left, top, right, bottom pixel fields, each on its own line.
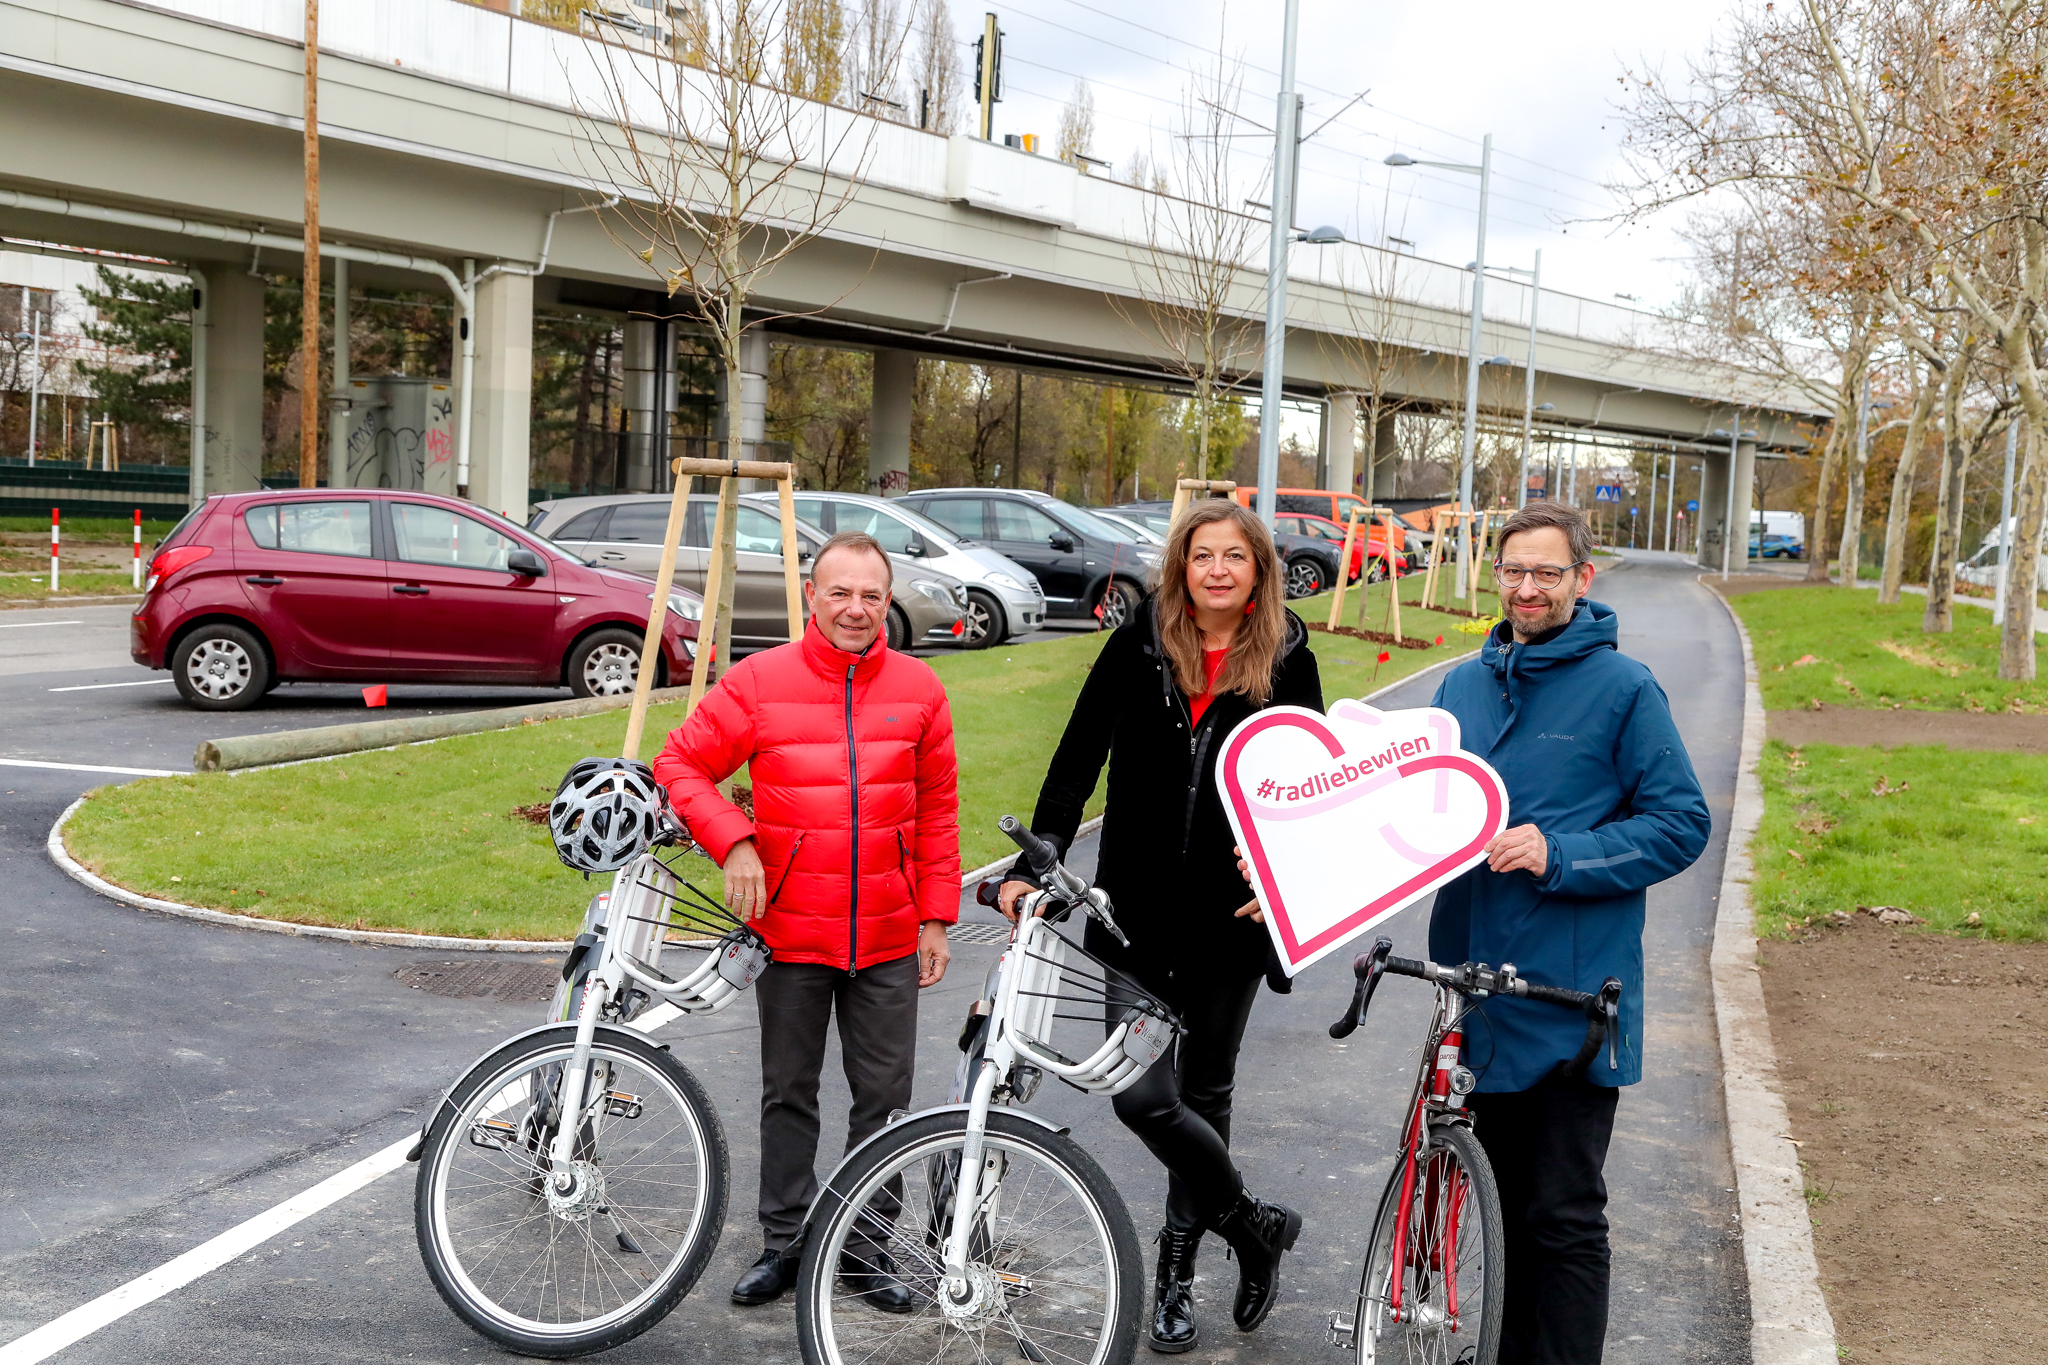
left=0, top=561, right=1746, bottom=1361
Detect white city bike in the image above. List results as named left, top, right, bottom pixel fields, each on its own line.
left=793, top=816, right=1180, bottom=1365
left=411, top=819, right=766, bottom=1358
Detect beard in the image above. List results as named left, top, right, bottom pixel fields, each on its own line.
left=1508, top=591, right=1577, bottom=640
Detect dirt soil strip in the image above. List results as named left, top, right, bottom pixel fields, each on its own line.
left=1705, top=580, right=1842, bottom=1364
left=1770, top=706, right=2048, bottom=754
left=1759, top=917, right=2048, bottom=1364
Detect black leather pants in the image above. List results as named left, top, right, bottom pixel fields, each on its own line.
left=1108, top=971, right=1263, bottom=1233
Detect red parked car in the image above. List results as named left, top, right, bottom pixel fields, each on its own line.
left=130, top=489, right=700, bottom=711
left=1274, top=512, right=1403, bottom=580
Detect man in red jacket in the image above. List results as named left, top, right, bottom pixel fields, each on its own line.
left=654, top=530, right=960, bottom=1312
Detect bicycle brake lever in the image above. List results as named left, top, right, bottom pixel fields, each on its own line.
left=1085, top=890, right=1130, bottom=948
left=1330, top=938, right=1393, bottom=1039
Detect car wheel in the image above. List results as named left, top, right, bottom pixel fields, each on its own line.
left=568, top=628, right=652, bottom=699
left=960, top=589, right=1005, bottom=650
left=1097, top=579, right=1141, bottom=629
left=1284, top=557, right=1328, bottom=599
left=886, top=605, right=912, bottom=653
left=172, top=623, right=271, bottom=711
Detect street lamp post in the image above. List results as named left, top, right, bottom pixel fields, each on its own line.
left=1518, top=250, right=1541, bottom=508
left=1387, top=135, right=1492, bottom=596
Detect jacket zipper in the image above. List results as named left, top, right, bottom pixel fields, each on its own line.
left=895, top=830, right=916, bottom=902
left=844, top=662, right=861, bottom=974
left=769, top=833, right=805, bottom=906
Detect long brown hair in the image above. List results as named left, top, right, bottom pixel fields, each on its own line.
left=1155, top=499, right=1288, bottom=705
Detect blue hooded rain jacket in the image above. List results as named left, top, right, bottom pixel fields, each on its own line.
left=1428, top=599, right=1710, bottom=1092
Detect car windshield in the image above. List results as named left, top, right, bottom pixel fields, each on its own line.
left=1047, top=500, right=1146, bottom=544
left=881, top=503, right=966, bottom=549
left=1097, top=513, right=1164, bottom=545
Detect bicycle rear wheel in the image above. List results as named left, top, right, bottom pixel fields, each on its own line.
left=1355, top=1122, right=1504, bottom=1365
left=415, top=1025, right=727, bottom=1357
left=796, top=1109, right=1143, bottom=1365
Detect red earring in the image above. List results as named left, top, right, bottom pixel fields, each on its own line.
left=1244, top=599, right=1257, bottom=616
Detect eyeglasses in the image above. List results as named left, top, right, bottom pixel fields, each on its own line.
left=1492, top=561, right=1585, bottom=590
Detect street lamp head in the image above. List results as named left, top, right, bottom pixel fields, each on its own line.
left=1384, top=153, right=1417, bottom=167
left=1297, top=225, right=1346, bottom=245
left=1536, top=402, right=1556, bottom=412
left=1482, top=355, right=1512, bottom=366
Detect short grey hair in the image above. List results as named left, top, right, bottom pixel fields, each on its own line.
left=1495, top=501, right=1596, bottom=567
left=813, top=530, right=893, bottom=590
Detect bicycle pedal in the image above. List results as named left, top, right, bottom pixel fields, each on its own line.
left=603, top=1090, right=644, bottom=1120
left=1327, top=1311, right=1356, bottom=1348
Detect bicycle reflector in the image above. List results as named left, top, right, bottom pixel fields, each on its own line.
left=549, top=757, right=667, bottom=872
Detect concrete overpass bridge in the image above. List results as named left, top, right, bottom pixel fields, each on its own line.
left=0, top=0, right=1818, bottom=559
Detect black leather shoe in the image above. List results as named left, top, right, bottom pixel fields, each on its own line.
left=1212, top=1193, right=1301, bottom=1332
left=732, top=1247, right=799, bottom=1305
left=1148, top=1227, right=1200, bottom=1353
left=840, top=1248, right=914, bottom=1313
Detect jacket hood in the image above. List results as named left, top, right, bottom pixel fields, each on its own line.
left=799, top=616, right=889, bottom=681
left=1484, top=598, right=1617, bottom=680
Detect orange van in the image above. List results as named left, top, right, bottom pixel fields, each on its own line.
left=1234, top=487, right=1407, bottom=551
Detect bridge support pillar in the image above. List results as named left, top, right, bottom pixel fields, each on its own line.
left=1697, top=438, right=1757, bottom=571
left=622, top=319, right=657, bottom=492
left=717, top=330, right=771, bottom=489
left=1325, top=392, right=1358, bottom=495
left=469, top=269, right=533, bottom=521
left=1364, top=410, right=1400, bottom=501
left=869, top=348, right=915, bottom=496
left=200, top=269, right=265, bottom=494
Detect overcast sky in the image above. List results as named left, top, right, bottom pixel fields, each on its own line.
left=971, top=0, right=1726, bottom=312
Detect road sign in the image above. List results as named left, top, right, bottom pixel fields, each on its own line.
left=1630, top=507, right=1639, bottom=517
left=1686, top=499, right=1699, bottom=512
left=1594, top=485, right=1622, bottom=503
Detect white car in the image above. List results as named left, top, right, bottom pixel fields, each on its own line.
left=766, top=491, right=1047, bottom=648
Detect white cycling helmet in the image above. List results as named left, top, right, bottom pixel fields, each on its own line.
left=549, top=757, right=669, bottom=872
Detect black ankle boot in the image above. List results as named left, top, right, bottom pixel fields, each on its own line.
left=1211, top=1192, right=1301, bottom=1332
left=1148, top=1227, right=1200, bottom=1353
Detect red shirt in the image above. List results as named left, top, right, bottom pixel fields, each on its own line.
left=1188, top=648, right=1229, bottom=726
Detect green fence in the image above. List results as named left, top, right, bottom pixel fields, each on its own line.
left=0, top=460, right=190, bottom=520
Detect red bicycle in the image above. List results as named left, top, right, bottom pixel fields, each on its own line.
left=1325, top=937, right=1620, bottom=1365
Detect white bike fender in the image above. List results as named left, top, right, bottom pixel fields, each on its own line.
left=790, top=1104, right=1070, bottom=1251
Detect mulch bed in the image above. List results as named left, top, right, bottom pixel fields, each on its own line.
left=1761, top=914, right=2048, bottom=1363
left=1769, top=706, right=2048, bottom=754
left=1306, top=622, right=1435, bottom=650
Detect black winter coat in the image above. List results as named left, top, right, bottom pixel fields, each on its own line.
left=1029, top=600, right=1325, bottom=989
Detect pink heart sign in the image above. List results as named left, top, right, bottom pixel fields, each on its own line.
left=1219, top=700, right=1510, bottom=977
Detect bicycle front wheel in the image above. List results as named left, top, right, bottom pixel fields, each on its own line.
left=1355, top=1121, right=1504, bottom=1365
left=796, top=1109, right=1143, bottom=1365
left=414, top=1025, right=728, bottom=1358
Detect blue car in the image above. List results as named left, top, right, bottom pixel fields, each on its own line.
left=1750, top=533, right=1804, bottom=560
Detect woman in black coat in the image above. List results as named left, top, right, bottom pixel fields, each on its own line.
left=1000, top=498, right=1323, bottom=1352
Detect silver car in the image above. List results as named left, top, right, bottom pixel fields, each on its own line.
left=528, top=493, right=967, bottom=654
left=778, top=490, right=1046, bottom=648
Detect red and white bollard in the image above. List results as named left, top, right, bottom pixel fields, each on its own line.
left=49, top=508, right=59, bottom=594
left=132, top=508, right=142, bottom=589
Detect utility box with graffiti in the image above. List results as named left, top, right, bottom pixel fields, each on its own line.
left=331, top=377, right=457, bottom=494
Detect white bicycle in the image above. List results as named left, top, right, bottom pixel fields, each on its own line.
left=411, top=815, right=766, bottom=1357
left=793, top=816, right=1180, bottom=1365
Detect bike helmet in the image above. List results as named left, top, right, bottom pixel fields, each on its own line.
left=549, top=757, right=669, bottom=872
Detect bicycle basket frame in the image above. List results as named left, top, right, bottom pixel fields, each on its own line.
left=995, top=910, right=1179, bottom=1096
left=607, top=850, right=770, bottom=1015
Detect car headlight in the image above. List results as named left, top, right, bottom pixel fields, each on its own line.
left=652, top=591, right=703, bottom=622
left=985, top=571, right=1026, bottom=592
left=913, top=579, right=954, bottom=607
left=1134, top=547, right=1162, bottom=564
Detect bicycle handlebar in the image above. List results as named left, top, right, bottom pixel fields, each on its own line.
left=1328, top=936, right=1625, bottom=1076
left=998, top=816, right=1127, bottom=947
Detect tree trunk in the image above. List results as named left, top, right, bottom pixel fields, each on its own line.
left=1839, top=402, right=1869, bottom=588
left=1803, top=416, right=1845, bottom=582
left=1923, top=365, right=1969, bottom=633
left=1878, top=375, right=1937, bottom=603
left=1999, top=421, right=2043, bottom=680
left=571, top=331, right=598, bottom=494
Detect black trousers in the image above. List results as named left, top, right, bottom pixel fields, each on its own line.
left=754, top=952, right=919, bottom=1252
left=1108, top=971, right=1262, bottom=1235
left=1467, top=1073, right=1621, bottom=1365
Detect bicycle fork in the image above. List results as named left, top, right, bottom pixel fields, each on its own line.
left=1386, top=1007, right=1469, bottom=1332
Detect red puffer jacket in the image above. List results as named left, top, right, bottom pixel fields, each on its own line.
left=653, top=621, right=960, bottom=971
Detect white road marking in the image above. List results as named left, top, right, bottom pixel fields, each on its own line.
left=0, top=759, right=181, bottom=778
left=46, top=678, right=175, bottom=692
left=0, top=620, right=84, bottom=629
left=0, top=1000, right=684, bottom=1361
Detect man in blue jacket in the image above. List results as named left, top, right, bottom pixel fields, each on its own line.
left=1429, top=501, right=1710, bottom=1365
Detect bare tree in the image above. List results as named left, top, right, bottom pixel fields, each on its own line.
left=580, top=0, right=899, bottom=704
left=1112, top=54, right=1266, bottom=479
left=1056, top=80, right=1096, bottom=164
left=847, top=0, right=906, bottom=118
left=909, top=0, right=960, bottom=133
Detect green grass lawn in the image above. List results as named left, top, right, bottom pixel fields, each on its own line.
left=63, top=610, right=1481, bottom=940
left=1730, top=585, right=2048, bottom=713
left=1754, top=740, right=2048, bottom=939
left=0, top=516, right=179, bottom=541
left=0, top=570, right=138, bottom=600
